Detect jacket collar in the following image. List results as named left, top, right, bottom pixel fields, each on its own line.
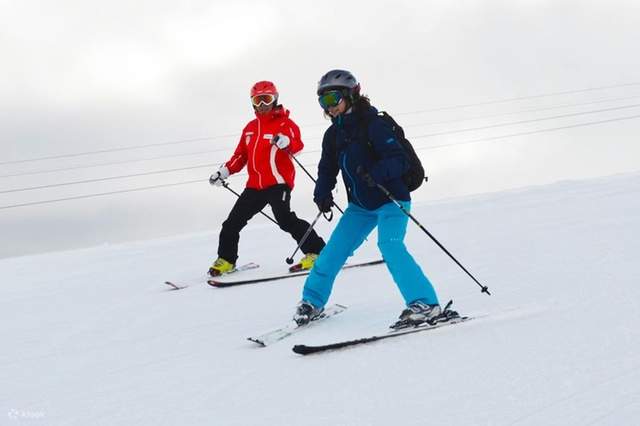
left=255, top=105, right=289, bottom=121
left=332, top=105, right=378, bottom=129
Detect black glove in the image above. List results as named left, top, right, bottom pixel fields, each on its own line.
left=315, top=195, right=334, bottom=213
left=356, top=166, right=376, bottom=188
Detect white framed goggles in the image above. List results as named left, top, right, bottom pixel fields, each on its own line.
left=251, top=94, right=276, bottom=107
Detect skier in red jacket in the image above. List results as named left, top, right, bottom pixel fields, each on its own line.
left=208, top=81, right=325, bottom=276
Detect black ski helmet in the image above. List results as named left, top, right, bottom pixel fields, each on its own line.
left=317, top=69, right=360, bottom=98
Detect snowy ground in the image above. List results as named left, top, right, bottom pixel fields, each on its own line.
left=2, top=172, right=640, bottom=426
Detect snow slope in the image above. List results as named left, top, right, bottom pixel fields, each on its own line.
left=2, top=172, right=640, bottom=426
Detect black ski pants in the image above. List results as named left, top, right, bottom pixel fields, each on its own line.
left=218, top=184, right=325, bottom=264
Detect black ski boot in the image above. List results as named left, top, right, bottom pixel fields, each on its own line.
left=429, top=300, right=460, bottom=325
left=293, top=301, right=324, bottom=326
left=390, top=301, right=442, bottom=330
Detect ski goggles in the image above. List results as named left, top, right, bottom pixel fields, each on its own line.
left=318, top=90, right=344, bottom=110
left=251, top=94, right=276, bottom=107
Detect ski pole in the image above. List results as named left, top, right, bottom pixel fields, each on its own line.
left=285, top=210, right=324, bottom=265
left=283, top=148, right=345, bottom=215
left=219, top=177, right=329, bottom=264
left=219, top=180, right=279, bottom=226
left=375, top=181, right=491, bottom=296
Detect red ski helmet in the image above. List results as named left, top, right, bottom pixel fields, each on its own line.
left=250, top=81, right=278, bottom=98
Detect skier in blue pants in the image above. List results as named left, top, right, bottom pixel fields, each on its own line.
left=294, top=70, right=449, bottom=329
left=302, top=202, right=438, bottom=309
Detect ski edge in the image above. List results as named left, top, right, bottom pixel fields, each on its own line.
left=209, top=259, right=384, bottom=287
left=292, top=315, right=473, bottom=355
left=247, top=303, right=348, bottom=347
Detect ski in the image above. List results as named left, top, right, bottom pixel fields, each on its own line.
left=164, top=262, right=260, bottom=290
left=248, top=304, right=348, bottom=347
left=213, top=261, right=260, bottom=276
left=164, top=281, right=188, bottom=290
left=208, top=259, right=384, bottom=288
left=292, top=315, right=473, bottom=355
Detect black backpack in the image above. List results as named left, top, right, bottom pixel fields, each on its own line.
left=362, top=111, right=427, bottom=192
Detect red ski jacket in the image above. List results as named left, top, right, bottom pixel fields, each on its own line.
left=225, top=105, right=303, bottom=190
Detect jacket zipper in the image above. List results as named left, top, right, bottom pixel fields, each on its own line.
left=342, top=152, right=363, bottom=207
left=252, top=119, right=263, bottom=188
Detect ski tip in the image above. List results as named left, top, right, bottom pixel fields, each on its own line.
left=247, top=337, right=267, bottom=347
left=164, top=281, right=187, bottom=290
left=292, top=344, right=331, bottom=355
left=292, top=344, right=312, bottom=355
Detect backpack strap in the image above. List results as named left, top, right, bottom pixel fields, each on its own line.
left=358, top=112, right=378, bottom=160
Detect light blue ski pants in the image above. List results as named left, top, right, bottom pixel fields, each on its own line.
left=302, top=201, right=439, bottom=308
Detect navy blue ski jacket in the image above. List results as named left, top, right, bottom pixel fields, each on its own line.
left=314, top=105, right=410, bottom=211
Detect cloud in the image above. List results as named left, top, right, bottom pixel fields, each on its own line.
left=2, top=0, right=640, bottom=259
left=164, top=3, right=278, bottom=69
left=0, top=1, right=279, bottom=107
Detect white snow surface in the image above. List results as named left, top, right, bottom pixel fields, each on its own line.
left=2, top=172, right=640, bottom=426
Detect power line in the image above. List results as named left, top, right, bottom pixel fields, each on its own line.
left=296, top=81, right=640, bottom=126
left=392, top=81, right=640, bottom=116
left=0, top=135, right=237, bottom=167
left=400, top=93, right=640, bottom=129
left=256, top=113, right=640, bottom=174
left=412, top=114, right=640, bottom=152
left=5, top=92, right=640, bottom=180
left=410, top=103, right=640, bottom=139
left=3, top=103, right=639, bottom=194
left=2, top=113, right=638, bottom=210
left=0, top=149, right=225, bottom=179
left=0, top=163, right=216, bottom=194
left=0, top=179, right=205, bottom=211
left=277, top=95, right=640, bottom=148
left=4, top=81, right=640, bottom=166
left=297, top=103, right=640, bottom=157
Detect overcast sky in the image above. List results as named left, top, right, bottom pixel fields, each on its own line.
left=2, top=0, right=640, bottom=259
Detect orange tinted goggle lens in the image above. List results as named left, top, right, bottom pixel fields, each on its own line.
left=251, top=94, right=276, bottom=106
